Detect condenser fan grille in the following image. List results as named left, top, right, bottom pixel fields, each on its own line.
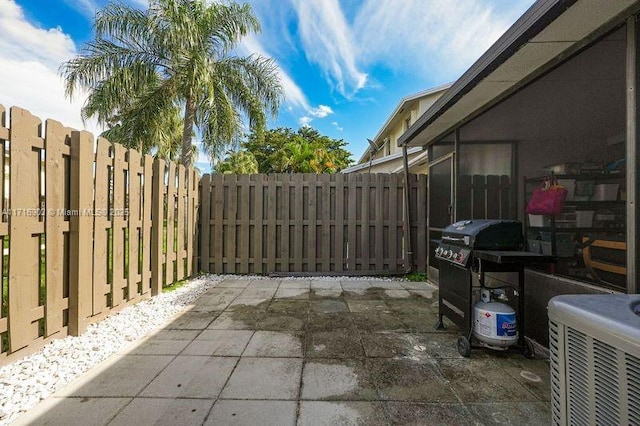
left=548, top=295, right=640, bottom=426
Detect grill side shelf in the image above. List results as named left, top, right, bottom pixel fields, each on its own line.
left=474, top=250, right=555, bottom=264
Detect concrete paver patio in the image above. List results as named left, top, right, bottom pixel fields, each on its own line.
left=15, top=277, right=551, bottom=425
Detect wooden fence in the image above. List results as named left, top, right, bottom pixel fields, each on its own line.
left=457, top=174, right=514, bottom=219
left=199, top=173, right=427, bottom=274
left=0, top=105, right=198, bottom=365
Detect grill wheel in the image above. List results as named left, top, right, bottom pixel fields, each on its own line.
left=457, top=336, right=471, bottom=357
left=521, top=337, right=535, bottom=358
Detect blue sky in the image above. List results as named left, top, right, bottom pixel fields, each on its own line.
left=1, top=0, right=534, bottom=171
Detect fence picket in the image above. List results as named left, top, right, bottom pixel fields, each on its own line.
left=212, top=173, right=224, bottom=273
left=199, top=174, right=211, bottom=272
left=293, top=174, right=304, bottom=272
left=176, top=165, right=186, bottom=280
left=111, top=144, right=126, bottom=306
left=165, top=162, right=176, bottom=283
left=127, top=148, right=142, bottom=301
left=188, top=169, right=199, bottom=276
left=93, top=138, right=111, bottom=312
left=0, top=105, right=7, bottom=347
left=319, top=174, right=331, bottom=271
left=238, top=174, right=250, bottom=274
left=388, top=174, right=398, bottom=270
left=151, top=158, right=165, bottom=296
left=375, top=174, right=384, bottom=270
left=281, top=174, right=291, bottom=272
left=252, top=174, right=264, bottom=274
left=68, top=130, right=94, bottom=334
left=44, top=119, right=72, bottom=337
left=308, top=174, right=317, bottom=272
left=8, top=107, right=45, bottom=351
left=142, top=154, right=154, bottom=294
left=266, top=174, right=277, bottom=272
left=334, top=173, right=345, bottom=272
left=361, top=174, right=370, bottom=270
left=416, top=174, right=428, bottom=272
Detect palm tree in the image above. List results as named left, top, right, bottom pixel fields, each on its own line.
left=99, top=103, right=182, bottom=157
left=61, top=0, right=282, bottom=167
left=216, top=150, right=258, bottom=174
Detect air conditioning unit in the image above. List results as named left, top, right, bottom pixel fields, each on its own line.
left=548, top=295, right=640, bottom=425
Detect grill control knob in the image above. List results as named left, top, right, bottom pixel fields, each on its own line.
left=446, top=250, right=454, bottom=259
left=435, top=247, right=442, bottom=255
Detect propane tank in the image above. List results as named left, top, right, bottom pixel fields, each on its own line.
left=472, top=289, right=518, bottom=349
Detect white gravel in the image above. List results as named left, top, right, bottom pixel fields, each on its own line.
left=0, top=274, right=402, bottom=424
left=0, top=274, right=219, bottom=425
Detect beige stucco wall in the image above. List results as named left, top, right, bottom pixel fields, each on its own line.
left=367, top=89, right=446, bottom=164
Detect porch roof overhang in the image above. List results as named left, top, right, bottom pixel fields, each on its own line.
left=399, top=0, right=640, bottom=148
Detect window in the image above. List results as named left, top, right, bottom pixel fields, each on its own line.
left=404, top=115, right=411, bottom=132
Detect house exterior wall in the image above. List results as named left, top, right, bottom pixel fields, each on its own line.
left=345, top=86, right=450, bottom=174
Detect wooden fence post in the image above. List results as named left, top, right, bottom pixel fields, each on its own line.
left=111, top=144, right=126, bottom=306
left=44, top=119, right=72, bottom=337
left=141, top=154, right=154, bottom=293
left=199, top=174, right=211, bottom=273
left=92, top=138, right=111, bottom=315
left=176, top=165, right=186, bottom=281
left=8, top=107, right=45, bottom=351
left=0, top=105, right=9, bottom=348
left=187, top=168, right=198, bottom=276
left=151, top=158, right=165, bottom=295
left=68, top=130, right=94, bottom=335
left=127, top=148, right=142, bottom=301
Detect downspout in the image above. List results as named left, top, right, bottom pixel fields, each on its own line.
left=402, top=143, right=413, bottom=274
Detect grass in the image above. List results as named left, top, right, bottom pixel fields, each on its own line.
left=404, top=272, right=428, bottom=282
left=162, top=279, right=187, bottom=292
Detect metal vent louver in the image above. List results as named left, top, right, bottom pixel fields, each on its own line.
left=593, top=338, right=620, bottom=424
left=628, top=353, right=640, bottom=425
left=549, top=319, right=563, bottom=425
left=548, top=295, right=640, bottom=426
left=566, top=328, right=589, bottom=424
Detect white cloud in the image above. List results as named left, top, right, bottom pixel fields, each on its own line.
left=241, top=35, right=310, bottom=111
left=290, top=0, right=367, bottom=97
left=61, top=0, right=101, bottom=19
left=332, top=121, right=343, bottom=131
left=241, top=34, right=335, bottom=128
left=196, top=149, right=210, bottom=165
left=353, top=0, right=532, bottom=79
left=0, top=1, right=100, bottom=134
left=129, top=0, right=149, bottom=7
left=0, top=59, right=99, bottom=134
left=309, top=105, right=333, bottom=118
left=0, top=1, right=76, bottom=69
left=299, top=116, right=312, bottom=127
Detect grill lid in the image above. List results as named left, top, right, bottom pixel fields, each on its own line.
left=442, top=219, right=523, bottom=250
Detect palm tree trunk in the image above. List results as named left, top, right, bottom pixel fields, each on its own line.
left=181, top=96, right=196, bottom=167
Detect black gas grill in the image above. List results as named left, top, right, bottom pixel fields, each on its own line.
left=435, top=219, right=523, bottom=267
left=435, top=219, right=554, bottom=356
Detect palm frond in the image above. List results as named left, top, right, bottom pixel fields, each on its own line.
left=60, top=0, right=284, bottom=167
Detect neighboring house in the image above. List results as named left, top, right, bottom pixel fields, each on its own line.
left=342, top=83, right=451, bottom=174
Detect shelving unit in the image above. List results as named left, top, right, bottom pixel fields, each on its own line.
left=523, top=173, right=626, bottom=288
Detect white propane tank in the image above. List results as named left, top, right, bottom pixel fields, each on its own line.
left=472, top=299, right=518, bottom=349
